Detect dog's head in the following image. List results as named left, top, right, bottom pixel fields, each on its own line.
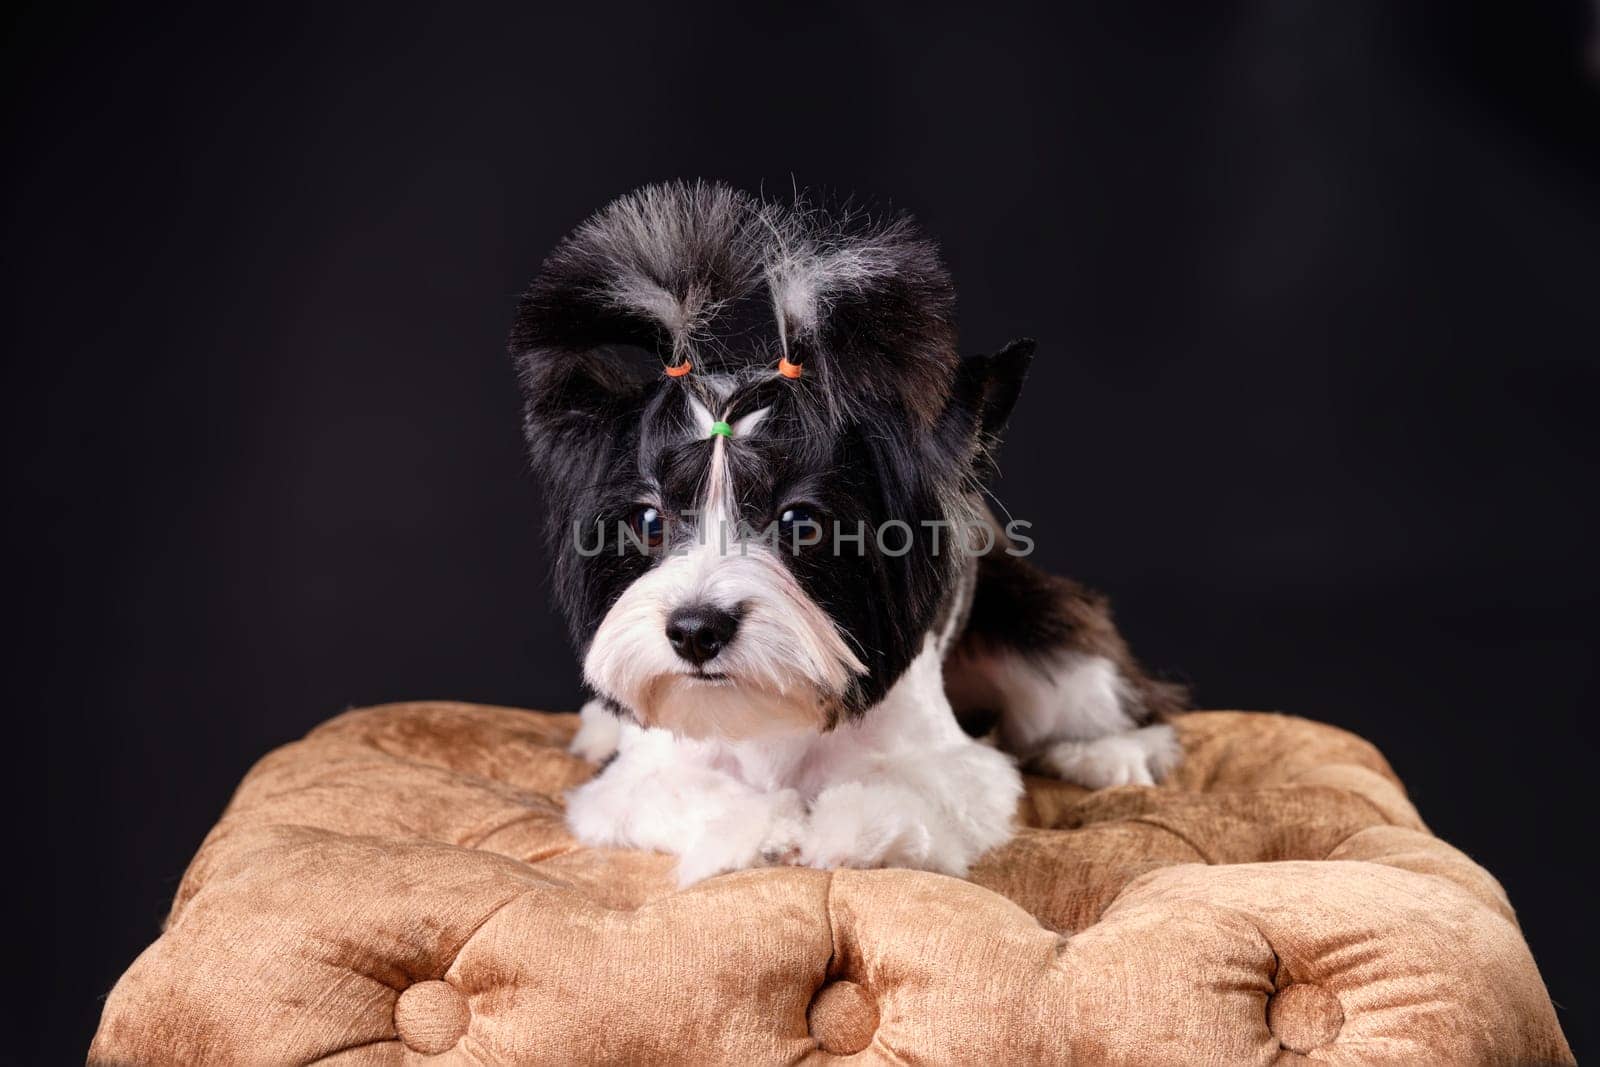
left=511, top=182, right=1031, bottom=739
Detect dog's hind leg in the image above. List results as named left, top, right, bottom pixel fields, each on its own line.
left=942, top=550, right=1188, bottom=788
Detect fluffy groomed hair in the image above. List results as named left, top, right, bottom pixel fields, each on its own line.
left=510, top=181, right=964, bottom=434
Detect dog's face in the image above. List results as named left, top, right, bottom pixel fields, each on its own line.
left=511, top=183, right=1030, bottom=740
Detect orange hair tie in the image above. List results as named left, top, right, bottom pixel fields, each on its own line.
left=663, top=360, right=692, bottom=378
left=777, top=356, right=803, bottom=379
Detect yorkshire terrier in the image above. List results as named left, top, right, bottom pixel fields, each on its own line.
left=510, top=182, right=1186, bottom=885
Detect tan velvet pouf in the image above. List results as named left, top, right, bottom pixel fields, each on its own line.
left=90, top=703, right=1573, bottom=1065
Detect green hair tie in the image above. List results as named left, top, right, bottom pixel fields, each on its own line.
left=709, top=421, right=733, bottom=439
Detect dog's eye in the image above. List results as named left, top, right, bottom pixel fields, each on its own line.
left=629, top=505, right=665, bottom=549
left=777, top=504, right=823, bottom=548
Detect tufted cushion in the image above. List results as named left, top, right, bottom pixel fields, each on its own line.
left=90, top=703, right=1573, bottom=1065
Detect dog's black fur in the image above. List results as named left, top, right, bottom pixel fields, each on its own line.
left=510, top=181, right=1185, bottom=731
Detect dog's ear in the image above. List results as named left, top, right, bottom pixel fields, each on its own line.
left=509, top=182, right=763, bottom=450
left=969, top=337, right=1035, bottom=441
left=950, top=337, right=1034, bottom=438
left=938, top=338, right=1034, bottom=480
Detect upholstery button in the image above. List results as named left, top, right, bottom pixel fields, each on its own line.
left=1267, top=982, right=1344, bottom=1053
left=808, top=980, right=878, bottom=1055
left=394, top=979, right=471, bottom=1054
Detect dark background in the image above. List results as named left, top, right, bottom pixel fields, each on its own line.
left=7, top=2, right=1596, bottom=1060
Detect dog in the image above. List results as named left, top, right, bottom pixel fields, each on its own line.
left=510, top=182, right=1187, bottom=885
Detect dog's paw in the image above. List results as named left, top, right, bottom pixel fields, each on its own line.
left=675, top=788, right=807, bottom=887
left=1031, top=723, right=1182, bottom=788
left=568, top=699, right=622, bottom=763
left=798, top=782, right=936, bottom=872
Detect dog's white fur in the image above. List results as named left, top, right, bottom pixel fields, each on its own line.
left=567, top=371, right=1171, bottom=884
left=568, top=634, right=1022, bottom=886
left=569, top=645, right=1174, bottom=883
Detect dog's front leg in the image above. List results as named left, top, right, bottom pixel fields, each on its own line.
left=564, top=719, right=806, bottom=886
left=797, top=731, right=1022, bottom=877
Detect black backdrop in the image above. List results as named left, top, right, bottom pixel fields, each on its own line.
left=8, top=2, right=1597, bottom=1060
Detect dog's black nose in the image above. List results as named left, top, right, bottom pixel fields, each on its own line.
left=665, top=606, right=740, bottom=666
